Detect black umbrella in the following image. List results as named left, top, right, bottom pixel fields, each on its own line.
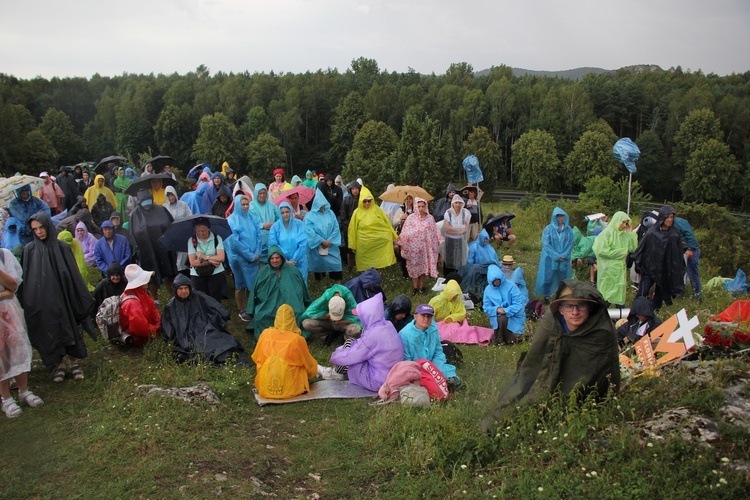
left=124, top=173, right=178, bottom=197
left=158, top=214, right=232, bottom=253
left=94, top=155, right=127, bottom=174
left=483, top=212, right=516, bottom=233
left=143, top=155, right=174, bottom=173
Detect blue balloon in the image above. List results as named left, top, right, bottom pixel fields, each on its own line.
left=613, top=138, right=640, bottom=174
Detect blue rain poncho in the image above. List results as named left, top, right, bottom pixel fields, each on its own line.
left=398, top=318, right=457, bottom=378
left=304, top=189, right=342, bottom=274
left=510, top=266, right=530, bottom=303
left=483, top=265, right=526, bottom=334
left=467, top=229, right=501, bottom=266
left=249, top=183, right=281, bottom=262
left=269, top=201, right=308, bottom=284
left=1, top=216, right=22, bottom=250
left=225, top=194, right=262, bottom=290
left=592, top=211, right=638, bottom=305
left=534, top=207, right=574, bottom=298
left=9, top=186, right=51, bottom=245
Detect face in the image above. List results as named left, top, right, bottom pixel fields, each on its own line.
left=83, top=172, right=89, bottom=181
left=76, top=228, right=85, bottom=238
left=394, top=312, right=406, bottom=321
left=448, top=190, right=456, bottom=198
left=195, top=224, right=210, bottom=240
left=163, top=166, right=171, bottom=173
left=559, top=301, right=591, bottom=331
left=30, top=220, right=47, bottom=241
left=257, top=189, right=267, bottom=203
left=415, top=313, right=433, bottom=331
left=151, top=179, right=162, bottom=190
left=176, top=285, right=190, bottom=300
left=110, top=274, right=122, bottom=284
left=363, top=199, right=373, bottom=208
left=326, top=179, right=333, bottom=186
left=111, top=217, right=121, bottom=228
left=493, top=278, right=501, bottom=287
left=618, top=219, right=630, bottom=231
left=281, top=207, right=291, bottom=222
left=269, top=253, right=283, bottom=269
left=213, top=177, right=222, bottom=187
left=452, top=201, right=462, bottom=210
left=240, top=197, right=250, bottom=212
left=274, top=174, right=283, bottom=183
left=118, top=169, right=124, bottom=178
left=556, top=214, right=565, bottom=224
left=405, top=196, right=413, bottom=207
left=19, top=190, right=30, bottom=201
left=219, top=195, right=229, bottom=203
left=662, top=214, right=675, bottom=228
left=97, top=177, right=104, bottom=187
left=351, top=187, right=360, bottom=197
left=417, top=201, right=427, bottom=214
left=103, top=227, right=114, bottom=239
left=287, top=193, right=299, bottom=206
left=167, top=193, right=177, bottom=204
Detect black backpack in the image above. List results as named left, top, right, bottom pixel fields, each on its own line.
left=440, top=340, right=463, bottom=368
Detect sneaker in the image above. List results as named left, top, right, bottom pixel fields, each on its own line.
left=238, top=312, right=252, bottom=322
left=317, top=365, right=345, bottom=381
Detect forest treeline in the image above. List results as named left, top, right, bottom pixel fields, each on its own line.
left=1, top=59, right=748, bottom=205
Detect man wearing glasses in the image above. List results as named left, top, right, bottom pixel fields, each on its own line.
left=483, top=279, right=619, bottom=429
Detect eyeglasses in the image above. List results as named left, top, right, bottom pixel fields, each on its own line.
left=363, top=199, right=372, bottom=204
left=560, top=303, right=589, bottom=312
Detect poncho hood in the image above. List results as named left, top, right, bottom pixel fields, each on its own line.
left=291, top=175, right=303, bottom=186
left=656, top=205, right=675, bottom=226
left=173, top=273, right=193, bottom=293
left=445, top=183, right=458, bottom=197
left=628, top=295, right=655, bottom=320
left=550, top=206, right=570, bottom=227
left=347, top=180, right=361, bottom=194
left=164, top=185, right=178, bottom=199
left=356, top=292, right=386, bottom=330
left=29, top=211, right=58, bottom=242
left=266, top=244, right=287, bottom=265
left=311, top=189, right=331, bottom=212
left=487, top=264, right=505, bottom=286
left=442, top=279, right=463, bottom=301
left=388, top=294, right=412, bottom=318
left=107, top=261, right=124, bottom=279
left=450, top=194, right=465, bottom=211
left=357, top=186, right=376, bottom=209
left=358, top=267, right=382, bottom=288
left=274, top=303, right=301, bottom=335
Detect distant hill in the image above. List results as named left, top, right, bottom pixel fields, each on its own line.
left=474, top=65, right=664, bottom=80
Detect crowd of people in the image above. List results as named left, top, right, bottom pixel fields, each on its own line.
left=0, top=160, right=702, bottom=418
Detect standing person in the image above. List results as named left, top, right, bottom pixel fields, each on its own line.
left=0, top=246, right=44, bottom=418
left=129, top=190, right=176, bottom=300
left=391, top=194, right=415, bottom=278
left=38, top=172, right=65, bottom=215
left=318, top=174, right=343, bottom=218
left=186, top=217, right=226, bottom=303
left=248, top=183, right=281, bottom=263
left=20, top=212, right=94, bottom=383
left=269, top=202, right=308, bottom=283
left=461, top=186, right=480, bottom=241
left=432, top=183, right=458, bottom=224
left=535, top=207, right=574, bottom=303
left=94, top=220, right=131, bottom=277
left=77, top=169, right=93, bottom=195
left=202, top=173, right=225, bottom=214
left=673, top=215, right=702, bottom=301
left=9, top=184, right=51, bottom=245
left=442, top=194, right=472, bottom=275
left=83, top=174, right=118, bottom=212
left=348, top=186, right=398, bottom=272
left=339, top=180, right=361, bottom=269
left=632, top=205, right=685, bottom=311
left=268, top=168, right=292, bottom=199
left=592, top=211, right=637, bottom=307
left=483, top=280, right=619, bottom=430
left=303, top=170, right=318, bottom=189
left=225, top=194, right=262, bottom=321
left=163, top=185, right=193, bottom=274
left=305, top=189, right=343, bottom=283
left=398, top=197, right=443, bottom=295
left=210, top=186, right=233, bottom=217
left=56, top=166, right=79, bottom=212
left=149, top=177, right=167, bottom=205
left=111, top=167, right=131, bottom=222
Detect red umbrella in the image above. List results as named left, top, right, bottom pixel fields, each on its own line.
left=272, top=185, right=316, bottom=207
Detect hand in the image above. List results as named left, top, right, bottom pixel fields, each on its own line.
left=443, top=317, right=454, bottom=324
left=264, top=222, right=273, bottom=230
left=685, top=249, right=694, bottom=259
left=496, top=307, right=505, bottom=315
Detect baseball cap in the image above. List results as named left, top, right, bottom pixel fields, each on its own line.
left=415, top=304, right=434, bottom=316
left=328, top=296, right=346, bottom=321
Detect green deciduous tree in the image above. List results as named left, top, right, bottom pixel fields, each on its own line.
left=239, top=106, right=270, bottom=144
left=343, top=120, right=398, bottom=196
left=246, top=132, right=286, bottom=180
left=38, top=108, right=85, bottom=165
left=681, top=138, right=740, bottom=204
left=673, top=108, right=723, bottom=171
left=154, top=103, right=197, bottom=168
left=511, top=129, right=561, bottom=192
left=462, top=126, right=503, bottom=189
left=563, top=130, right=619, bottom=191
left=327, top=92, right=366, bottom=170
left=634, top=130, right=673, bottom=201
left=23, top=129, right=58, bottom=171
left=191, top=112, right=244, bottom=168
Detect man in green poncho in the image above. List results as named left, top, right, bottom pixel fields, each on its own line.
left=298, top=284, right=362, bottom=344
left=246, top=245, right=311, bottom=340
left=483, top=279, right=619, bottom=431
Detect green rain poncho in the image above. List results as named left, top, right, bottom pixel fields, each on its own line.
left=571, top=226, right=595, bottom=261
left=246, top=245, right=311, bottom=340
left=57, top=229, right=94, bottom=291
left=297, top=284, right=362, bottom=339
left=592, top=211, right=637, bottom=305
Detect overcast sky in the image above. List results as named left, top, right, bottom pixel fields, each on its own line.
left=2, top=0, right=748, bottom=79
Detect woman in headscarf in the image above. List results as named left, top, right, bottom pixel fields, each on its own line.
left=268, top=168, right=292, bottom=199
left=111, top=166, right=132, bottom=222
left=246, top=246, right=311, bottom=341
left=269, top=201, right=308, bottom=284
left=225, top=194, right=262, bottom=319
left=252, top=304, right=318, bottom=399
left=0, top=245, right=44, bottom=418
left=442, top=194, right=472, bottom=275
left=58, top=229, right=94, bottom=292
left=248, top=183, right=281, bottom=262
left=20, top=212, right=94, bottom=382
left=74, top=221, right=98, bottom=267
left=347, top=186, right=397, bottom=272
left=304, top=189, right=342, bottom=282
left=83, top=174, right=118, bottom=211
left=398, top=197, right=443, bottom=294
left=535, top=207, right=574, bottom=302
left=592, top=211, right=637, bottom=307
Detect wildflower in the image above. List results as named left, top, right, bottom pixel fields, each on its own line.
left=538, top=487, right=544, bottom=492
left=719, top=478, right=727, bottom=485
left=591, top=471, right=597, bottom=477
left=647, top=442, right=653, bottom=447
left=721, top=457, right=730, bottom=463
left=461, top=464, right=467, bottom=470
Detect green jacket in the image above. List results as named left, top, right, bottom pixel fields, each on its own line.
left=484, top=279, right=619, bottom=428
left=297, top=284, right=362, bottom=339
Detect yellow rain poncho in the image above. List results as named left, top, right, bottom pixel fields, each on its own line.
left=83, top=174, right=118, bottom=210
left=592, top=211, right=638, bottom=305
left=428, top=279, right=466, bottom=324
left=57, top=229, right=94, bottom=291
left=251, top=304, right=318, bottom=399
left=347, top=186, right=398, bottom=272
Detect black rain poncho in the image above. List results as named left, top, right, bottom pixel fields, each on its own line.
left=161, top=274, right=244, bottom=363
left=129, top=191, right=176, bottom=281
left=484, top=279, right=619, bottom=428
left=20, top=212, right=95, bottom=372
left=632, top=205, right=685, bottom=300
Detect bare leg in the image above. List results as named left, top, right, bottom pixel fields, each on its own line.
left=411, top=277, right=419, bottom=289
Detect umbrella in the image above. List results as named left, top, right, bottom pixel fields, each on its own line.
left=459, top=185, right=485, bottom=202
left=143, top=155, right=174, bottom=173
left=94, top=155, right=127, bottom=174
left=125, top=173, right=178, bottom=197
left=378, top=185, right=434, bottom=203
left=272, top=185, right=316, bottom=207
left=483, top=212, right=516, bottom=233
left=158, top=214, right=232, bottom=253
left=0, top=175, right=46, bottom=207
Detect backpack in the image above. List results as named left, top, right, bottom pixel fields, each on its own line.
left=416, top=359, right=450, bottom=400
left=440, top=340, right=463, bottom=368
left=525, top=299, right=545, bottom=321
left=95, top=295, right=137, bottom=341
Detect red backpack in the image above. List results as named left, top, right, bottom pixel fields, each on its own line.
left=416, top=359, right=450, bottom=400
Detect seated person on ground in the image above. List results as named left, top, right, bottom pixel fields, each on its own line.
left=483, top=265, right=527, bottom=345
left=299, top=284, right=362, bottom=345
left=327, top=293, right=404, bottom=392
left=616, top=295, right=663, bottom=348
left=92, top=262, right=127, bottom=312
left=488, top=215, right=516, bottom=250
left=252, top=304, right=318, bottom=399
left=119, top=264, right=161, bottom=347
left=161, top=274, right=245, bottom=364
left=386, top=294, right=414, bottom=332
left=345, top=267, right=386, bottom=304
left=467, top=229, right=501, bottom=266
left=429, top=279, right=466, bottom=325
left=398, top=304, right=459, bottom=388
